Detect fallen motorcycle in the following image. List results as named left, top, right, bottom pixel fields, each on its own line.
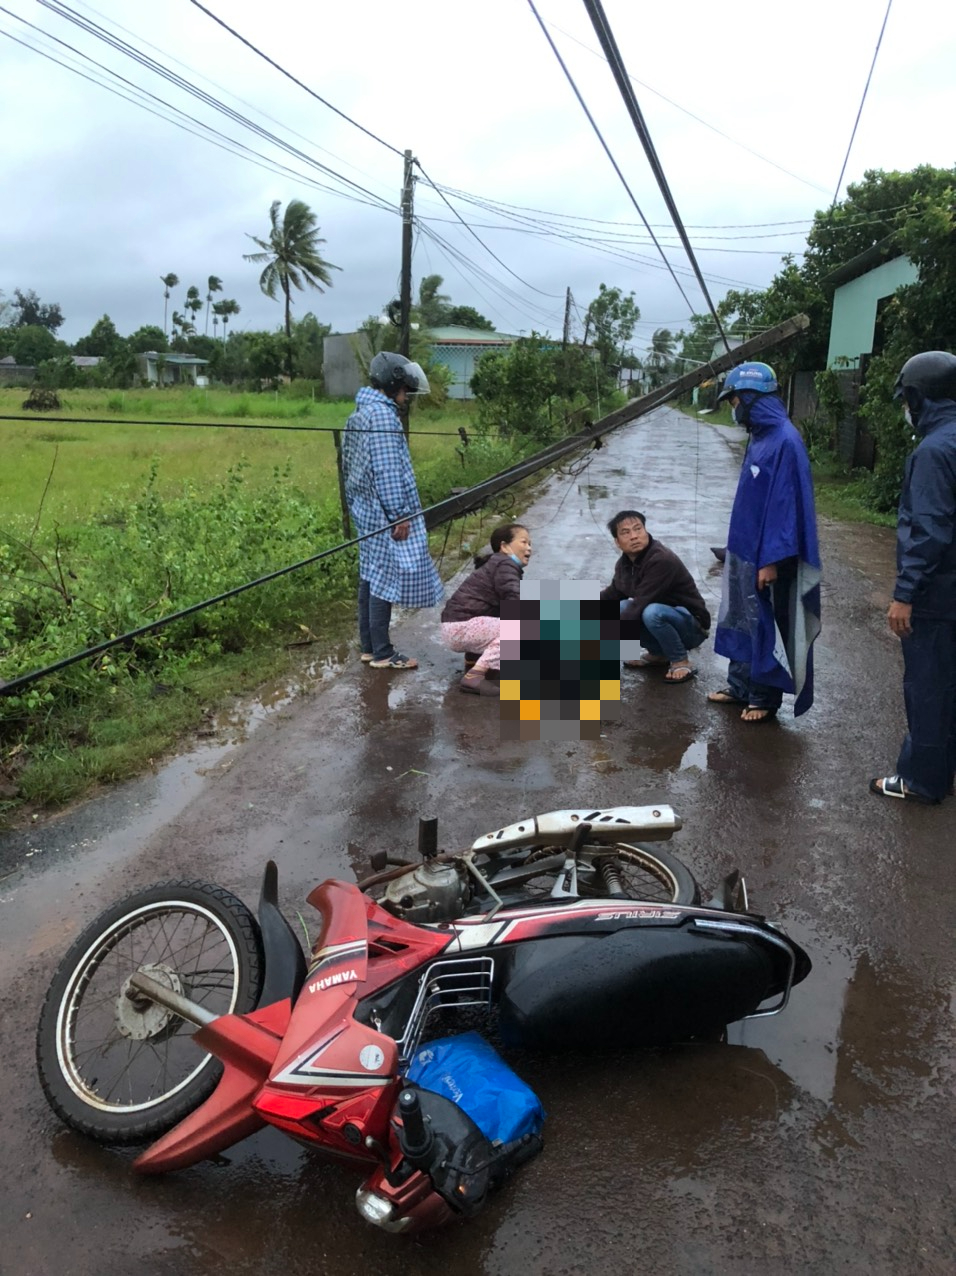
left=36, top=805, right=810, bottom=1233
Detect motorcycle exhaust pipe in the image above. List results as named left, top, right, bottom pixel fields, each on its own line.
left=127, top=971, right=215, bottom=1028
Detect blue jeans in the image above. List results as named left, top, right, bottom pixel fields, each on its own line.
left=638, top=604, right=707, bottom=664
left=358, top=580, right=393, bottom=661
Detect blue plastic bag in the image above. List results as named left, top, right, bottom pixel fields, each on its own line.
left=406, top=1032, right=545, bottom=1144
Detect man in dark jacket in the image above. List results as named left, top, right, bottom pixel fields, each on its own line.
left=600, top=509, right=710, bottom=684
left=871, top=351, right=956, bottom=805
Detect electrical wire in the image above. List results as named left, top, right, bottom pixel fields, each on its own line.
left=831, top=0, right=894, bottom=205
left=0, top=14, right=395, bottom=216
left=185, top=0, right=404, bottom=158
left=524, top=0, right=700, bottom=319
left=579, top=0, right=729, bottom=351
left=0, top=414, right=473, bottom=438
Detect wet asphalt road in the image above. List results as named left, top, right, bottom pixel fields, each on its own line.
left=1, top=406, right=954, bottom=1275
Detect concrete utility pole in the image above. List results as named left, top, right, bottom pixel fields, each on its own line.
left=399, top=148, right=415, bottom=437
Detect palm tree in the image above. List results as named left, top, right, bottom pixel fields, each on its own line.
left=160, top=272, right=179, bottom=336
left=205, top=275, right=222, bottom=335
left=243, top=199, right=339, bottom=376
left=185, top=285, right=203, bottom=331
left=219, top=298, right=240, bottom=341
left=646, top=328, right=677, bottom=387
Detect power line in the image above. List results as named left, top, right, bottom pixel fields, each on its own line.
left=579, top=0, right=729, bottom=351
left=547, top=18, right=831, bottom=196
left=185, top=0, right=404, bottom=158
left=414, top=162, right=564, bottom=299
left=524, top=0, right=700, bottom=318
left=831, top=0, right=894, bottom=205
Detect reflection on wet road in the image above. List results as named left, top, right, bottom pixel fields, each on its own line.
left=1, top=407, right=954, bottom=1274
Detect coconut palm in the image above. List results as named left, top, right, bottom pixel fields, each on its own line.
left=205, top=275, right=222, bottom=335
left=160, top=272, right=179, bottom=336
left=243, top=199, right=339, bottom=376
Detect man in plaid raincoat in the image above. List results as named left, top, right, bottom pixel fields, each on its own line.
left=342, top=351, right=444, bottom=669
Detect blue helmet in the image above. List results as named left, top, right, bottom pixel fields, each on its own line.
left=716, top=361, right=778, bottom=403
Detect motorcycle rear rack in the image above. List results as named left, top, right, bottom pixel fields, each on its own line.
left=691, top=918, right=797, bottom=1016
left=395, top=956, right=495, bottom=1067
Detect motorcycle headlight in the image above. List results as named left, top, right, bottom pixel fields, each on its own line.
left=355, top=1187, right=412, bottom=1233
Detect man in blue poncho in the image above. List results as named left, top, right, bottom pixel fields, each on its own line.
left=870, top=350, right=956, bottom=805
left=341, top=351, right=444, bottom=670
left=707, top=362, right=821, bottom=723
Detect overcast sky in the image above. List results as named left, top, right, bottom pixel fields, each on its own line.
left=1, top=0, right=953, bottom=354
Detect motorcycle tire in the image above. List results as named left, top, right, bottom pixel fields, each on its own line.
left=36, top=880, right=264, bottom=1146
left=514, top=842, right=701, bottom=906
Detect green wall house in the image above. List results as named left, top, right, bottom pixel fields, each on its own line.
left=826, top=242, right=918, bottom=369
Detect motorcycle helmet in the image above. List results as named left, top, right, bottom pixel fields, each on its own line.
left=893, top=350, right=956, bottom=411
left=715, top=361, right=778, bottom=404
left=369, top=351, right=431, bottom=397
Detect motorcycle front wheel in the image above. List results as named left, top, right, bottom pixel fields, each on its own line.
left=36, top=881, right=264, bottom=1145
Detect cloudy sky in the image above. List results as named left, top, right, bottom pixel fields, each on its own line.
left=1, top=0, right=953, bottom=355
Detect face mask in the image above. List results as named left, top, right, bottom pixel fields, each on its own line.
left=903, top=406, right=913, bottom=427
left=509, top=552, right=523, bottom=566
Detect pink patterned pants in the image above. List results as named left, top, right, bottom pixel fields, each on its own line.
left=441, top=616, right=501, bottom=672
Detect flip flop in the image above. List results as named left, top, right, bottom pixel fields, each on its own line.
left=868, top=775, right=936, bottom=805
left=740, top=706, right=777, bottom=723
left=707, top=688, right=745, bottom=704
left=664, top=665, right=696, bottom=684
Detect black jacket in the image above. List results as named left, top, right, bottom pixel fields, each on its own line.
left=600, top=537, right=710, bottom=631
left=895, top=400, right=956, bottom=619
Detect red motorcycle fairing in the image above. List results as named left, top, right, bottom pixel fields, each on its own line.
left=135, top=879, right=455, bottom=1177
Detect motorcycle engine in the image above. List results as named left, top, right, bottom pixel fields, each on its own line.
left=381, top=860, right=470, bottom=923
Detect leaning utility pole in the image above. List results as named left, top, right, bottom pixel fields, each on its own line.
left=398, top=148, right=415, bottom=436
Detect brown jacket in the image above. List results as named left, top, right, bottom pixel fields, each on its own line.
left=600, top=537, right=710, bottom=631
left=441, top=553, right=522, bottom=622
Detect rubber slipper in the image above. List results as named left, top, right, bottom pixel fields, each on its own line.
left=664, top=666, right=696, bottom=684
left=740, top=706, right=777, bottom=723
left=460, top=672, right=499, bottom=697
left=707, top=688, right=745, bottom=704
left=624, top=655, right=668, bottom=670
left=360, top=652, right=374, bottom=663
left=868, top=775, right=936, bottom=805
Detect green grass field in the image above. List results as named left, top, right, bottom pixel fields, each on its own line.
left=0, top=387, right=475, bottom=529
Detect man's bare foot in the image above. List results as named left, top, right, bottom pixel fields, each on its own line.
left=664, top=661, right=696, bottom=684
left=740, top=706, right=777, bottom=723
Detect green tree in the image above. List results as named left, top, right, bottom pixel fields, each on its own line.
left=292, top=311, right=331, bottom=380
left=417, top=274, right=451, bottom=328
left=160, top=272, right=179, bottom=337
left=445, top=304, right=494, bottom=330
left=244, top=199, right=340, bottom=376
left=12, top=288, right=64, bottom=332
left=13, top=325, right=60, bottom=365
left=73, top=314, right=124, bottom=358
left=583, top=284, right=640, bottom=375
left=127, top=325, right=168, bottom=353
left=185, top=285, right=204, bottom=330
left=247, top=332, right=286, bottom=387
left=205, top=275, right=222, bottom=335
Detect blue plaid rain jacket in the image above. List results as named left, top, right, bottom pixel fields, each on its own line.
left=341, top=386, right=444, bottom=608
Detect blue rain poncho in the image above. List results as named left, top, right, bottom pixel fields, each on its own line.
left=715, top=395, right=821, bottom=715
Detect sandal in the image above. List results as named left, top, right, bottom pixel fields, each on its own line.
left=459, top=670, right=500, bottom=697
left=740, top=706, right=777, bottom=723
left=624, top=654, right=668, bottom=670
left=360, top=652, right=374, bottom=663
left=369, top=651, right=418, bottom=669
left=707, top=688, right=745, bottom=704
left=868, top=775, right=936, bottom=805
left=664, top=663, right=696, bottom=684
